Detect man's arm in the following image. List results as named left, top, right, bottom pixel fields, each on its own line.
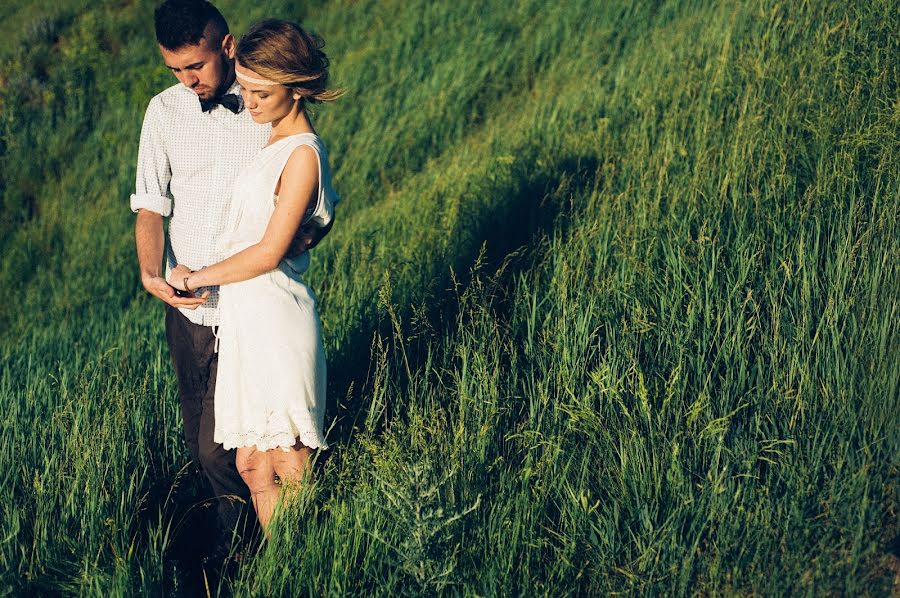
left=131, top=98, right=206, bottom=308
left=136, top=209, right=208, bottom=308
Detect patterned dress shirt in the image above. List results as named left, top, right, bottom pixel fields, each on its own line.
left=130, top=80, right=271, bottom=326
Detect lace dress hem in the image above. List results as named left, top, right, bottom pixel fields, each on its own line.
left=216, top=428, right=329, bottom=452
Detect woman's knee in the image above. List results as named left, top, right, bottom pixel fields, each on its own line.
left=272, top=442, right=313, bottom=482
left=236, top=448, right=274, bottom=491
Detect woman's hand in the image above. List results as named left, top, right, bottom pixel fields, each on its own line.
left=169, top=264, right=194, bottom=291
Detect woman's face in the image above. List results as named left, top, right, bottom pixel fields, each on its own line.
left=236, top=61, right=298, bottom=123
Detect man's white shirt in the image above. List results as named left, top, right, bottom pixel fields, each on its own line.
left=131, top=80, right=271, bottom=326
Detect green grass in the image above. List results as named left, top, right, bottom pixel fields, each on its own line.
left=0, top=0, right=897, bottom=595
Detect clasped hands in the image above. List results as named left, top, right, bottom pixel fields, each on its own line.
left=142, top=271, right=209, bottom=310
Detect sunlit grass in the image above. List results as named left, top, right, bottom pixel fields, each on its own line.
left=0, top=0, right=896, bottom=594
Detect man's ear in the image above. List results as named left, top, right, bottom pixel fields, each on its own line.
left=221, top=33, right=236, bottom=59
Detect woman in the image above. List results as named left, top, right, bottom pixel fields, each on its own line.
left=169, top=18, right=341, bottom=532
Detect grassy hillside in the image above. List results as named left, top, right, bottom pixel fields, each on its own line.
left=0, top=0, right=897, bottom=595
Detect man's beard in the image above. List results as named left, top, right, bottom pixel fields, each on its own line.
left=207, top=55, right=236, bottom=100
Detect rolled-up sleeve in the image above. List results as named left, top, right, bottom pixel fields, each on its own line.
left=130, top=98, right=173, bottom=216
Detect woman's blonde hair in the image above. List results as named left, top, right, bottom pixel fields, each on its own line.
left=236, top=19, right=342, bottom=104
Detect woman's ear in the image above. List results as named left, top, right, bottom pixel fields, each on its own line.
left=293, top=91, right=303, bottom=100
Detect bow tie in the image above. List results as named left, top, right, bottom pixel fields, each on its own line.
left=199, top=93, right=242, bottom=114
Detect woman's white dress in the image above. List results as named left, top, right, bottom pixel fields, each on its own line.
left=214, top=133, right=337, bottom=452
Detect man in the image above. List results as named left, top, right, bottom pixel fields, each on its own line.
left=132, top=0, right=323, bottom=563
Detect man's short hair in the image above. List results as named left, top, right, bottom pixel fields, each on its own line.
left=154, top=0, right=229, bottom=50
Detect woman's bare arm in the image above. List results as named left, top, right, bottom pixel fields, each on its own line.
left=170, top=145, right=318, bottom=290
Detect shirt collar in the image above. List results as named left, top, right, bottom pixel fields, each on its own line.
left=223, top=78, right=241, bottom=96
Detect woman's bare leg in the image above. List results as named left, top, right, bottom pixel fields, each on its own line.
left=271, top=439, right=314, bottom=508
left=235, top=446, right=278, bottom=532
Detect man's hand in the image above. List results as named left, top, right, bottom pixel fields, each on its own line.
left=286, top=223, right=317, bottom=258
left=135, top=209, right=206, bottom=308
left=286, top=217, right=334, bottom=258
left=143, top=274, right=208, bottom=309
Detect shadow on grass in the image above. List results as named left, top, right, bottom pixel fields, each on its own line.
left=324, top=151, right=600, bottom=449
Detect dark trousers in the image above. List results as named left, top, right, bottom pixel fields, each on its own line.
left=165, top=305, right=252, bottom=554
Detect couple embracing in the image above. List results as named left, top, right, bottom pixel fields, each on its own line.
left=131, top=0, right=338, bottom=563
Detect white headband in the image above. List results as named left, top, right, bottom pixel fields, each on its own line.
left=235, top=70, right=279, bottom=86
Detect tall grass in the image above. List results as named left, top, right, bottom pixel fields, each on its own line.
left=0, top=0, right=896, bottom=594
